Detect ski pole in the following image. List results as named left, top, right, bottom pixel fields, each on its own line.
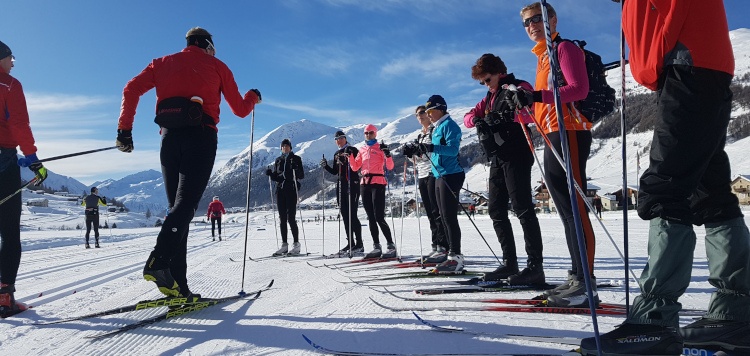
left=618, top=0, right=632, bottom=314
left=292, top=167, right=308, bottom=254
left=321, top=154, right=326, bottom=257
left=0, top=177, right=38, bottom=206
left=413, top=156, right=424, bottom=268
left=239, top=110, right=256, bottom=295
left=345, top=153, right=353, bottom=258
left=399, top=160, right=407, bottom=261
left=268, top=168, right=279, bottom=250
left=539, top=1, right=601, bottom=350
left=37, top=146, right=118, bottom=163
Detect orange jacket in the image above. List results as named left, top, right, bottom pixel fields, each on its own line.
left=622, top=0, right=734, bottom=91
left=0, top=71, right=37, bottom=155
left=531, top=33, right=592, bottom=135
left=118, top=46, right=258, bottom=131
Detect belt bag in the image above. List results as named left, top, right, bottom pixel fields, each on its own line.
left=154, top=97, right=207, bottom=128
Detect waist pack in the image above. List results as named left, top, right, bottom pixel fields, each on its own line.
left=554, top=37, right=617, bottom=123
left=154, top=97, right=210, bottom=129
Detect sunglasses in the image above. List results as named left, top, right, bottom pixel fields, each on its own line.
left=364, top=131, right=376, bottom=135
left=522, top=14, right=544, bottom=27
left=479, top=74, right=493, bottom=86
left=334, top=136, right=346, bottom=140
left=416, top=110, right=426, bottom=116
left=205, top=39, right=216, bottom=53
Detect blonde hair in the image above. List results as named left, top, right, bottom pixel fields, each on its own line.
left=520, top=2, right=556, bottom=18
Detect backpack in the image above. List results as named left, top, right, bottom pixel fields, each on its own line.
left=553, top=37, right=616, bottom=123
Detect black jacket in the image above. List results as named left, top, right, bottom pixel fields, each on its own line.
left=270, top=152, right=304, bottom=192
left=323, top=144, right=360, bottom=186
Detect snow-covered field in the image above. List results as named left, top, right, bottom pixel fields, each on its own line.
left=5, top=190, right=750, bottom=355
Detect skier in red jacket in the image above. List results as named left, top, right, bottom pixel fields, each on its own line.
left=116, top=27, right=261, bottom=299
left=206, top=196, right=226, bottom=241
left=0, top=40, right=48, bottom=317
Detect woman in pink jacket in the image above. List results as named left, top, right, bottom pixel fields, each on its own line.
left=349, top=124, right=396, bottom=259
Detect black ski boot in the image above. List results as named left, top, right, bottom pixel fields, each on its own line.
left=580, top=322, right=683, bottom=355
left=482, top=260, right=518, bottom=281
left=143, top=253, right=180, bottom=297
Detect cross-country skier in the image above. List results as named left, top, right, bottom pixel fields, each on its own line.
left=348, top=125, right=397, bottom=259
left=407, top=106, right=448, bottom=263
left=115, top=27, right=261, bottom=298
left=581, top=0, right=750, bottom=354
left=0, top=40, right=48, bottom=317
left=82, top=187, right=107, bottom=248
left=266, top=139, right=304, bottom=256
left=206, top=196, right=225, bottom=241
left=464, top=53, right=545, bottom=285
left=508, top=2, right=596, bottom=307
left=320, top=130, right=364, bottom=255
left=420, top=95, right=465, bottom=274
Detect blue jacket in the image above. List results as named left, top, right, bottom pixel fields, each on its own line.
left=429, top=114, right=463, bottom=177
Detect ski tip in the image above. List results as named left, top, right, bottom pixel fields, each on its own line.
left=267, top=279, right=275, bottom=288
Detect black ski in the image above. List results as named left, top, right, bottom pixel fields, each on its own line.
left=35, top=280, right=274, bottom=325
left=87, top=290, right=263, bottom=339
left=412, top=312, right=581, bottom=346
left=413, top=282, right=619, bottom=295
left=301, top=334, right=570, bottom=356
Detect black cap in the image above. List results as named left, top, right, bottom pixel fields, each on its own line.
left=281, top=138, right=292, bottom=148
left=0, top=41, right=11, bottom=60
left=425, top=95, right=447, bottom=112
left=334, top=130, right=346, bottom=140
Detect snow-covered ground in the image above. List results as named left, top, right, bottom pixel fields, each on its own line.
left=6, top=190, right=750, bottom=355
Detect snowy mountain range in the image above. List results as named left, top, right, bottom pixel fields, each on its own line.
left=25, top=28, right=750, bottom=213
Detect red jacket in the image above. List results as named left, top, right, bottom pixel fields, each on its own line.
left=0, top=71, right=37, bottom=155
left=118, top=46, right=258, bottom=131
left=349, top=142, right=394, bottom=185
left=623, top=0, right=734, bottom=91
left=207, top=200, right=226, bottom=218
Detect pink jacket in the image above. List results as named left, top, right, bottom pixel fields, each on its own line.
left=348, top=142, right=394, bottom=185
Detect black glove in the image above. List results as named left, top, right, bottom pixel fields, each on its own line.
left=421, top=143, right=434, bottom=153
left=265, top=168, right=273, bottom=176
left=319, top=157, right=328, bottom=168
left=505, top=89, right=538, bottom=111
left=473, top=116, right=491, bottom=131
left=29, top=162, right=47, bottom=186
left=250, top=89, right=262, bottom=103
left=116, top=129, right=134, bottom=153
left=381, top=143, right=391, bottom=158
left=101, top=197, right=107, bottom=204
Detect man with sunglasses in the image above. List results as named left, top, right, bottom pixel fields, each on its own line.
left=508, top=2, right=597, bottom=309
left=115, top=27, right=261, bottom=299
left=0, top=40, right=48, bottom=317
left=464, top=53, right=545, bottom=286
left=321, top=130, right=364, bottom=256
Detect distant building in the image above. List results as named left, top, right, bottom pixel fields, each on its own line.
left=26, top=198, right=49, bottom=207
left=605, top=185, right=639, bottom=211
left=731, top=175, right=750, bottom=205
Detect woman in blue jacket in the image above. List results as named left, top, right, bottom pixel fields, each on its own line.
left=421, top=95, right=465, bottom=274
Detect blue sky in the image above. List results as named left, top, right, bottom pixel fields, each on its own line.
left=4, top=0, right=749, bottom=185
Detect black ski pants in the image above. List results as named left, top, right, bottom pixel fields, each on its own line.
left=361, top=184, right=392, bottom=246
left=210, top=217, right=221, bottom=237
left=85, top=214, right=100, bottom=241
left=488, top=153, right=543, bottom=267
left=338, top=181, right=363, bottom=246
left=276, top=187, right=299, bottom=244
left=544, top=129, right=595, bottom=280
left=435, top=172, right=465, bottom=255
left=152, top=126, right=217, bottom=294
left=0, top=148, right=22, bottom=286
left=418, top=175, right=448, bottom=250
left=637, top=65, right=741, bottom=225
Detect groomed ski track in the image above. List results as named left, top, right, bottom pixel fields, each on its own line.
left=3, top=211, right=743, bottom=355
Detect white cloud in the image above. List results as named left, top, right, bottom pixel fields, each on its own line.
left=276, top=43, right=355, bottom=76
left=26, top=92, right=111, bottom=114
